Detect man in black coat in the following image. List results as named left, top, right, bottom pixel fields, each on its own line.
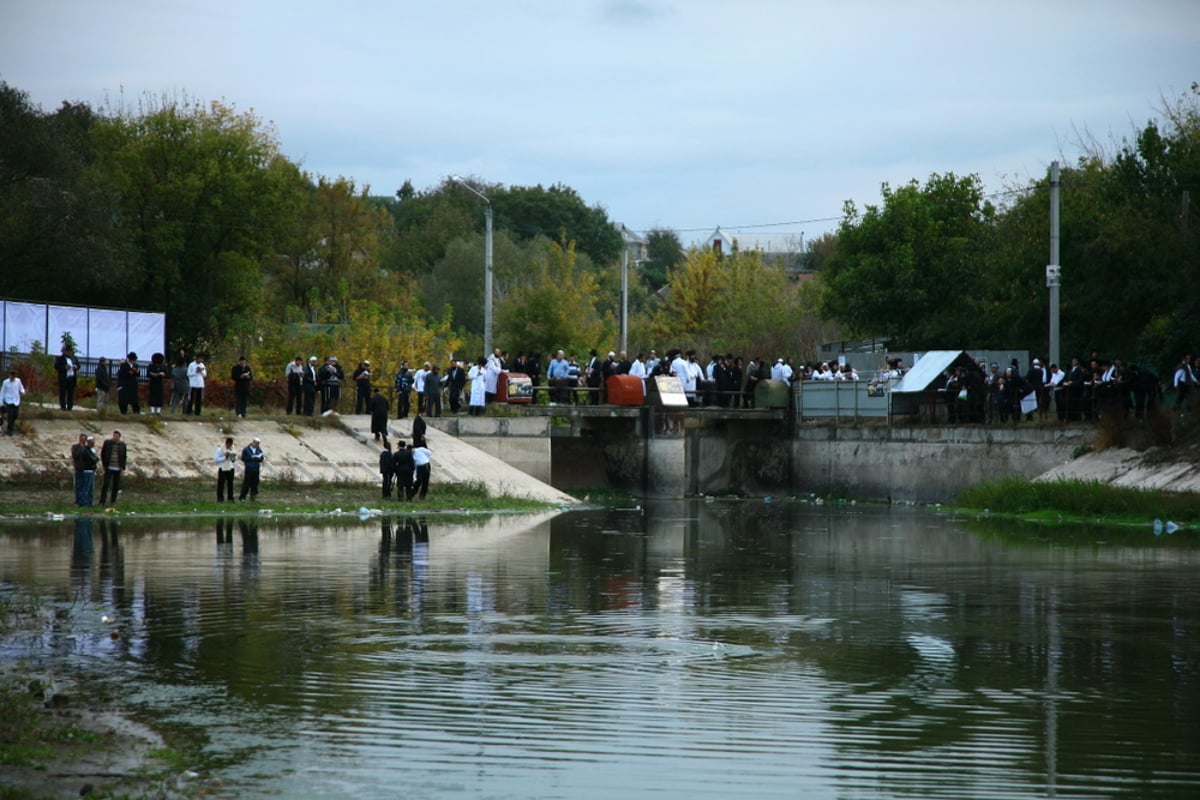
left=445, top=361, right=466, bottom=413
left=369, top=388, right=390, bottom=440
left=302, top=356, right=318, bottom=416
left=117, top=353, right=140, bottom=415
left=54, top=345, right=80, bottom=410
left=379, top=440, right=394, bottom=498
left=391, top=440, right=414, bottom=502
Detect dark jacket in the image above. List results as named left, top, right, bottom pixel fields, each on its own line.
left=379, top=449, right=393, bottom=475
left=100, top=438, right=127, bottom=471
left=391, top=447, right=414, bottom=479
left=80, top=446, right=99, bottom=471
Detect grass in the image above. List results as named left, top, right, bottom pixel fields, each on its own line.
left=0, top=476, right=559, bottom=519
left=957, top=477, right=1200, bottom=525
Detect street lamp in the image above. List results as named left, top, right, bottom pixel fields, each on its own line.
left=450, top=175, right=493, bottom=357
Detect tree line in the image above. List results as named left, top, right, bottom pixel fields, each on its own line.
left=2, top=80, right=1197, bottom=381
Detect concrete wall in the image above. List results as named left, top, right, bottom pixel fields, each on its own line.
left=791, top=426, right=1090, bottom=504
left=431, top=413, right=1094, bottom=504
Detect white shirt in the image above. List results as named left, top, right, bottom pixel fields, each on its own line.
left=412, top=446, right=432, bottom=467
left=413, top=368, right=428, bottom=394
left=187, top=360, right=207, bottom=388
left=629, top=359, right=646, bottom=380
left=214, top=445, right=237, bottom=471
left=0, top=377, right=25, bottom=405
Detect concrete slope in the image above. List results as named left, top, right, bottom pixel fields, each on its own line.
left=1036, top=446, right=1200, bottom=493
left=0, top=411, right=576, bottom=506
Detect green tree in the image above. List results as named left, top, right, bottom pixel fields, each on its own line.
left=640, top=228, right=685, bottom=291
left=819, top=173, right=996, bottom=350
left=495, top=236, right=615, bottom=358
left=90, top=96, right=298, bottom=347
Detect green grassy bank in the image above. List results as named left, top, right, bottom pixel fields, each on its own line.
left=957, top=477, right=1200, bottom=527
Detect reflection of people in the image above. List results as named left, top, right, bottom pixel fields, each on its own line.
left=99, top=430, right=127, bottom=506
left=410, top=440, right=432, bottom=500
left=239, top=437, right=265, bottom=501
left=215, top=436, right=237, bottom=502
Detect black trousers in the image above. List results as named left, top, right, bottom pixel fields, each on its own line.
left=217, top=469, right=234, bottom=501
left=118, top=387, right=140, bottom=415
left=189, top=387, right=203, bottom=415
left=235, top=390, right=249, bottom=417
left=381, top=471, right=393, bottom=498
left=303, top=388, right=316, bottom=416
left=99, top=469, right=122, bottom=505
left=396, top=391, right=410, bottom=419
left=395, top=470, right=412, bottom=501
left=410, top=463, right=430, bottom=499
left=239, top=469, right=261, bottom=500
left=59, top=377, right=77, bottom=410
left=287, top=383, right=301, bottom=414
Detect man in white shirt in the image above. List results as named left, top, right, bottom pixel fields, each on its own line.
left=1, top=368, right=26, bottom=435
left=410, top=441, right=433, bottom=500
left=186, top=354, right=207, bottom=416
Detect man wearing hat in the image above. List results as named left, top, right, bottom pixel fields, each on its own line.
left=353, top=360, right=373, bottom=415
left=319, top=356, right=343, bottom=414
left=239, top=436, right=265, bottom=501
left=79, top=435, right=99, bottom=506
left=285, top=356, right=304, bottom=415
left=231, top=355, right=253, bottom=418
left=117, top=352, right=141, bottom=415
left=1024, top=357, right=1048, bottom=421
left=302, top=356, right=318, bottom=416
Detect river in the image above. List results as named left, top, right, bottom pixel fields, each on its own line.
left=1, top=501, right=1197, bottom=799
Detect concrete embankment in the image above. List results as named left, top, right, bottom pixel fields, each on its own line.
left=0, top=411, right=576, bottom=506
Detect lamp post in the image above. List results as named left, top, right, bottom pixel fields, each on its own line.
left=451, top=176, right=493, bottom=357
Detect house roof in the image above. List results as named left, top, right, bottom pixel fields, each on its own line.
left=892, top=350, right=983, bottom=393
left=703, top=227, right=804, bottom=254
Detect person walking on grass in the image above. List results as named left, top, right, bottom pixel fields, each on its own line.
left=239, top=437, right=265, bottom=501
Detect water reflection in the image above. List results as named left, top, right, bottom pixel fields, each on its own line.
left=0, top=504, right=1197, bottom=799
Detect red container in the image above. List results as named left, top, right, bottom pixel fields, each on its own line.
left=500, top=372, right=533, bottom=403
left=605, top=374, right=645, bottom=406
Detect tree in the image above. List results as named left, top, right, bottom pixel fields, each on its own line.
left=819, top=173, right=996, bottom=350
left=640, top=228, right=685, bottom=291
left=495, top=235, right=615, bottom=358
left=90, top=96, right=298, bottom=347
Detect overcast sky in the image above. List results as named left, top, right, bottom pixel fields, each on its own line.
left=4, top=1, right=1196, bottom=244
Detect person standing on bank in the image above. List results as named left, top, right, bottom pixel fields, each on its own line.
left=71, top=433, right=88, bottom=506
left=239, top=437, right=265, bottom=501
left=285, top=356, right=304, bottom=415
left=369, top=387, right=390, bottom=440
left=354, top=360, right=373, bottom=415
left=392, top=439, right=414, bottom=501
left=95, top=356, right=112, bottom=413
left=393, top=361, right=412, bottom=419
left=379, top=439, right=394, bottom=499
left=146, top=353, right=167, bottom=415
left=302, top=356, right=318, bottom=416
left=98, top=429, right=127, bottom=507
left=117, top=352, right=141, bottom=415
left=169, top=358, right=188, bottom=413
left=55, top=345, right=80, bottom=411
left=214, top=436, right=237, bottom=502
left=231, top=355, right=253, bottom=418
left=410, top=438, right=432, bottom=500
left=468, top=357, right=487, bottom=415
left=424, top=364, right=443, bottom=417
left=186, top=353, right=207, bottom=416
left=1, top=368, right=27, bottom=435
left=79, top=435, right=99, bottom=506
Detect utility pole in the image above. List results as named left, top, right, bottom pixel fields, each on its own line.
left=1047, top=161, right=1061, bottom=368
left=450, top=176, right=493, bottom=357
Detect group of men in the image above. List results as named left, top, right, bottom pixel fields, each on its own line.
left=69, top=429, right=126, bottom=507
left=377, top=435, right=433, bottom=501
left=213, top=435, right=266, bottom=501
left=284, top=355, right=347, bottom=417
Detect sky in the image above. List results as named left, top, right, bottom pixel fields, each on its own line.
left=4, top=0, right=1197, bottom=245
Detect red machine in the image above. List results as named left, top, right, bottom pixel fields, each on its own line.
left=605, top=374, right=645, bottom=406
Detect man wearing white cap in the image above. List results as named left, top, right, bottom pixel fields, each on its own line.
left=239, top=436, right=265, bottom=501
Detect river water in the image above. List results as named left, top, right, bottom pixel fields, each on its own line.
left=1, top=502, right=1197, bottom=799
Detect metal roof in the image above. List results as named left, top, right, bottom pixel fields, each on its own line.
left=892, top=350, right=982, bottom=393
